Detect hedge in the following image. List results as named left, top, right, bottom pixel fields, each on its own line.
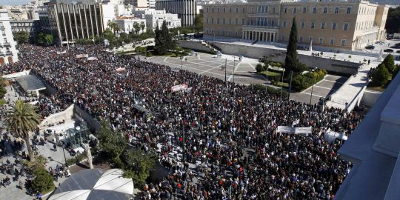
left=291, top=69, right=327, bottom=92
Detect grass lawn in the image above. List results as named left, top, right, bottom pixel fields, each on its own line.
left=274, top=81, right=289, bottom=88
left=260, top=70, right=281, bottom=77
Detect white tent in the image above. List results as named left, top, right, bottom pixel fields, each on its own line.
left=49, top=169, right=134, bottom=200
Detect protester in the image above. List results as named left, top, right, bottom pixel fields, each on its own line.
left=1, top=44, right=364, bottom=199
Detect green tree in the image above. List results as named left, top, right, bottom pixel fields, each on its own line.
left=140, top=22, right=146, bottom=33
left=6, top=100, right=41, bottom=162
left=383, top=54, right=395, bottom=73
left=155, top=21, right=175, bottom=55
left=133, top=22, right=141, bottom=35
left=372, top=63, right=390, bottom=87
left=37, top=32, right=45, bottom=46
left=108, top=21, right=120, bottom=35
left=284, top=17, right=302, bottom=75
left=121, top=149, right=156, bottom=189
left=32, top=168, right=55, bottom=194
left=44, top=34, right=54, bottom=46
left=97, top=121, right=156, bottom=189
left=386, top=6, right=400, bottom=34
left=0, top=77, right=6, bottom=99
left=97, top=121, right=127, bottom=165
left=194, top=12, right=203, bottom=32
left=14, top=31, right=29, bottom=44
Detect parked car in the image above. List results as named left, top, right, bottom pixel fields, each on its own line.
left=365, top=45, right=375, bottom=50
left=391, top=43, right=400, bottom=49
left=384, top=49, right=394, bottom=53
left=397, top=50, right=400, bottom=53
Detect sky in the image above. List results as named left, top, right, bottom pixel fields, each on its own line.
left=1, top=0, right=31, bottom=6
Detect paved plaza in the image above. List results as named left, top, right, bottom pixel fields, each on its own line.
left=0, top=85, right=74, bottom=200
left=141, top=52, right=348, bottom=104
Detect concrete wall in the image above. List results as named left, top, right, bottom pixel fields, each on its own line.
left=38, top=104, right=74, bottom=128
left=212, top=41, right=361, bottom=75
left=177, top=40, right=216, bottom=54
left=73, top=105, right=101, bottom=132
left=361, top=89, right=382, bottom=107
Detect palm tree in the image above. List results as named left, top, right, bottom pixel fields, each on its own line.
left=140, top=22, right=145, bottom=33
left=108, top=21, right=119, bottom=35
left=6, top=100, right=41, bottom=162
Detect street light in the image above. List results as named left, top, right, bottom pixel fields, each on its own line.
left=232, top=56, right=237, bottom=84
left=309, top=68, right=317, bottom=105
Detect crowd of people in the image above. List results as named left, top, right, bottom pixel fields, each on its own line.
left=1, top=44, right=364, bottom=199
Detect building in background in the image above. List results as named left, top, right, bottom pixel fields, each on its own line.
left=47, top=1, right=105, bottom=45
left=0, top=9, right=19, bottom=65
left=114, top=16, right=146, bottom=33
left=144, top=9, right=181, bottom=30
left=10, top=19, right=41, bottom=41
left=155, top=0, right=196, bottom=26
left=203, top=0, right=389, bottom=50
left=124, top=0, right=155, bottom=8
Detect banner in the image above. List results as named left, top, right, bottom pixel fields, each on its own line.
left=115, top=67, right=126, bottom=72
left=294, top=127, right=312, bottom=135
left=276, top=126, right=294, bottom=133
left=87, top=57, right=98, bottom=61
left=324, top=130, right=348, bottom=143
left=57, top=50, right=66, bottom=54
left=171, top=84, right=188, bottom=92
left=76, top=54, right=89, bottom=59
left=276, top=126, right=312, bottom=135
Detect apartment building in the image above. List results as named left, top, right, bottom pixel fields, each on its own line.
left=0, top=9, right=19, bottom=65
left=155, top=0, right=196, bottom=26
left=203, top=0, right=389, bottom=50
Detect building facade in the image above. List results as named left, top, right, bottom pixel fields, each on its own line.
left=114, top=16, right=146, bottom=33
left=203, top=0, right=389, bottom=50
left=47, top=1, right=105, bottom=45
left=10, top=20, right=41, bottom=40
left=155, top=0, right=196, bottom=26
left=144, top=9, right=181, bottom=30
left=0, top=9, right=19, bottom=65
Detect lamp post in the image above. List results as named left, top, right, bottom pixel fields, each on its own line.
left=180, top=55, right=183, bottom=70
left=232, top=56, right=236, bottom=84
left=309, top=68, right=316, bottom=105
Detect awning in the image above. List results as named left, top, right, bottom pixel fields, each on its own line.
left=15, top=75, right=46, bottom=92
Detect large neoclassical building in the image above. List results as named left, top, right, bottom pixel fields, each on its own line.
left=203, top=0, right=389, bottom=50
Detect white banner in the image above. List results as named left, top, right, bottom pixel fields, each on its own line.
left=57, top=50, right=66, bottom=54
left=277, top=126, right=312, bottom=135
left=324, top=130, right=348, bottom=143
left=294, top=127, right=312, bottom=135
left=171, top=84, right=188, bottom=92
left=276, top=126, right=295, bottom=133
left=76, top=54, right=89, bottom=59
left=87, top=57, right=98, bottom=61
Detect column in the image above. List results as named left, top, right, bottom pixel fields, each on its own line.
left=93, top=4, right=99, bottom=37
left=83, top=4, right=89, bottom=38
left=88, top=5, right=94, bottom=38
left=60, top=4, right=69, bottom=44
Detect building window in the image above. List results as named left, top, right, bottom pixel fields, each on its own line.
left=341, top=39, right=346, bottom=46
left=211, top=18, right=214, bottom=24
left=206, top=18, right=209, bottom=24
left=319, top=37, right=324, bottom=44
left=243, top=8, right=245, bottom=12
left=330, top=38, right=335, bottom=45
left=313, top=7, right=317, bottom=13
left=301, top=21, right=305, bottom=29
left=281, top=35, right=284, bottom=41
left=242, top=18, right=245, bottom=25
left=335, top=7, right=339, bottom=14
left=299, top=36, right=303, bottom=42
left=223, top=18, right=225, bottom=24
left=273, top=7, right=276, bottom=13
left=294, top=7, right=297, bottom=13
left=321, top=22, right=326, bottom=29
left=283, top=21, right=287, bottom=27
left=309, top=37, right=313, bottom=43
left=347, top=7, right=351, bottom=14
left=284, top=7, right=287, bottom=13
left=344, top=23, right=349, bottom=30
left=266, top=6, right=269, bottom=13
left=323, top=7, right=328, bottom=13
left=236, top=8, right=239, bottom=13
left=235, top=18, right=238, bottom=25
left=303, top=7, right=307, bottom=13
left=311, top=21, right=315, bottom=29
left=332, top=22, right=337, bottom=30
left=217, top=8, right=220, bottom=12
